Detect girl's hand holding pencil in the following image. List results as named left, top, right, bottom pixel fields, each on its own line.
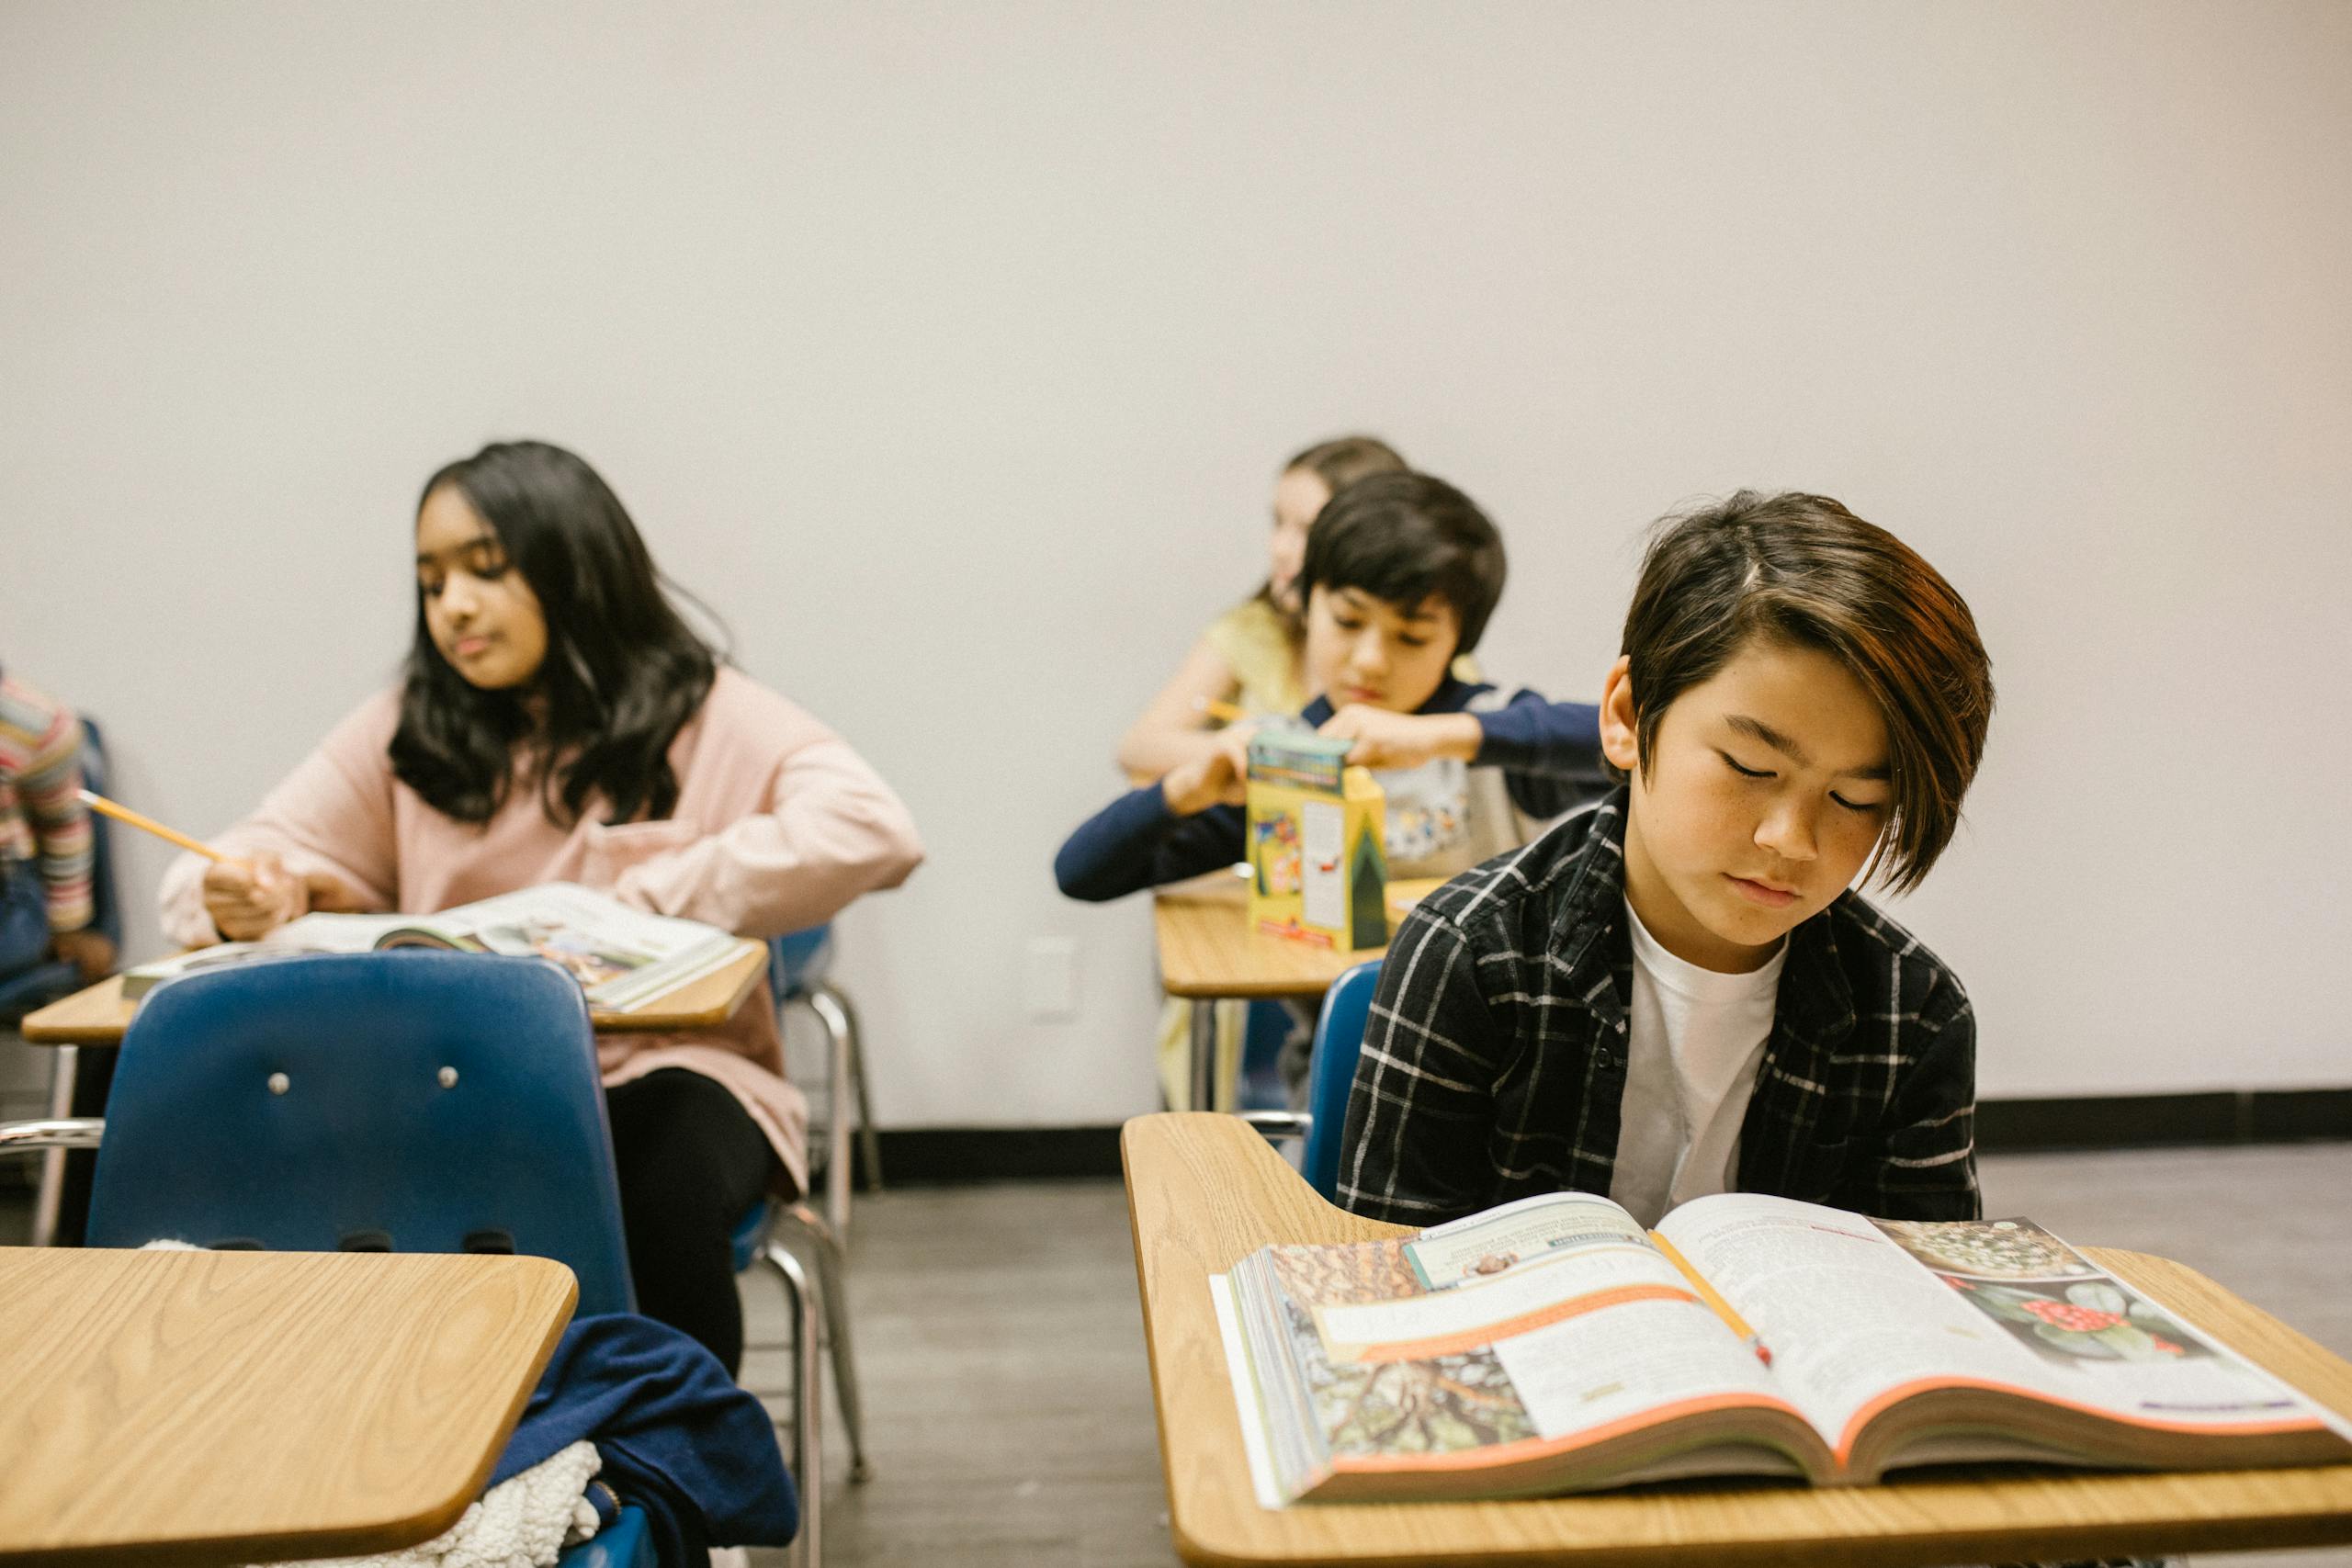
left=200, top=851, right=369, bottom=940
left=199, top=852, right=311, bottom=941
left=79, top=789, right=367, bottom=942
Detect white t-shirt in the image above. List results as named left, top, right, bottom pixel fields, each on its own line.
left=1606, top=899, right=1787, bottom=1227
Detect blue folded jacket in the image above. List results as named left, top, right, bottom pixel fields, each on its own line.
left=493, top=1313, right=799, bottom=1565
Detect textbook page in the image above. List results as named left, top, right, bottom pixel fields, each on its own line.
left=262, top=911, right=446, bottom=953
left=1656, top=1195, right=2346, bottom=1462
left=247, top=886, right=739, bottom=1009
left=1232, top=1194, right=1804, bottom=1498
left=1403, top=1189, right=1654, bottom=1287
left=1211, top=1274, right=1288, bottom=1510
left=447, top=883, right=738, bottom=1008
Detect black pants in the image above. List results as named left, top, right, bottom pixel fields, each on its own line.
left=605, top=1068, right=777, bottom=1377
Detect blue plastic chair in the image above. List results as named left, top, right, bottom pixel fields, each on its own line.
left=1242, top=959, right=1382, bottom=1201
left=8, top=939, right=855, bottom=1566
left=560, top=1507, right=650, bottom=1568
left=84, top=953, right=639, bottom=1299
left=0, top=951, right=669, bottom=1565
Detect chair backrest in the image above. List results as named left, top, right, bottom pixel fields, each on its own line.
left=1300, top=959, right=1381, bottom=1201
left=767, top=924, right=834, bottom=1001
left=88, top=950, right=637, bottom=1314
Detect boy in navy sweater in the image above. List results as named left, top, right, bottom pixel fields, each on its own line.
left=1056, top=471, right=1608, bottom=906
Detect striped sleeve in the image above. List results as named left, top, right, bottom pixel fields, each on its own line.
left=0, top=675, right=92, bottom=931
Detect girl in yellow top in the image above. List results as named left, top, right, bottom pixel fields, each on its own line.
left=1116, top=436, right=1408, bottom=782
left=1118, top=437, right=1407, bottom=1108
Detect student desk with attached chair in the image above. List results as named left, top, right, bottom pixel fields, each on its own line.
left=0, top=1246, right=575, bottom=1566
left=1122, top=1111, right=2352, bottom=1567
left=17, top=936, right=772, bottom=1046
left=1153, top=874, right=1441, bottom=1113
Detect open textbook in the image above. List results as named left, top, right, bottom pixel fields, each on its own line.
left=122, top=883, right=744, bottom=1012
left=1213, top=1190, right=2352, bottom=1506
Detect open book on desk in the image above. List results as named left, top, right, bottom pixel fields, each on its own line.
left=122, top=883, right=744, bottom=1013
left=1215, top=1189, right=2352, bottom=1506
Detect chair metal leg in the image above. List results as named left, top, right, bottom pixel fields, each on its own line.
left=1188, top=998, right=1216, bottom=1114
left=31, top=1045, right=77, bottom=1247
left=808, top=984, right=881, bottom=1195
left=775, top=1202, right=871, bottom=1484
left=764, top=1233, right=823, bottom=1568
left=805, top=989, right=854, bottom=1239
left=839, top=990, right=882, bottom=1195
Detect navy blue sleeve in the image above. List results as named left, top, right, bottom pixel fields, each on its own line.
left=1474, top=691, right=1611, bottom=818
left=1053, top=783, right=1248, bottom=901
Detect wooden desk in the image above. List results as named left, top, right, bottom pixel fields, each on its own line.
left=19, top=937, right=770, bottom=1046
left=1154, top=875, right=1442, bottom=1111
left=0, top=1247, right=575, bottom=1566
left=1123, top=1112, right=2352, bottom=1567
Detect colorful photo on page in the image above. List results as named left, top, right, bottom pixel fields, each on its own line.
left=1931, top=1273, right=2216, bottom=1367
left=1403, top=1196, right=1649, bottom=1291
left=1320, top=1349, right=1536, bottom=1457
left=1871, top=1216, right=2098, bottom=1280
left=478, top=919, right=652, bottom=989
left=1264, top=1242, right=1541, bottom=1458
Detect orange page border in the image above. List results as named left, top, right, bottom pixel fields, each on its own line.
left=1331, top=1391, right=1810, bottom=1475
left=1835, top=1374, right=2325, bottom=1461
left=1342, top=1283, right=1696, bottom=1365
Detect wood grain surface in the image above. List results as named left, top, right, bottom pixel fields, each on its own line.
left=1154, top=876, right=1443, bottom=999
left=18, top=938, right=769, bottom=1045
left=1122, top=1111, right=2352, bottom=1567
left=0, top=1247, right=576, bottom=1566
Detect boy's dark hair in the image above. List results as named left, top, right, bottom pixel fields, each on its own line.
left=1283, top=434, right=1408, bottom=493
left=1622, top=490, right=1994, bottom=894
left=1300, top=471, right=1507, bottom=653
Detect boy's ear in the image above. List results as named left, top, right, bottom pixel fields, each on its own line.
left=1600, top=655, right=1641, bottom=773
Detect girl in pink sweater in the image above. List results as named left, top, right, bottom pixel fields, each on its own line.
left=159, top=440, right=923, bottom=1371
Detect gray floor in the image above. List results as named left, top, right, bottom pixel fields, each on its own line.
left=7, top=1143, right=2348, bottom=1567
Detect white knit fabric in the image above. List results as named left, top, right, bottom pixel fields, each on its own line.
left=254, top=1439, right=603, bottom=1568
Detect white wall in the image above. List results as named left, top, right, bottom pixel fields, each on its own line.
left=4, top=0, right=2346, bottom=1119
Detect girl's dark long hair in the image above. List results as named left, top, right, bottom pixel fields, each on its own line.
left=389, top=441, right=718, bottom=827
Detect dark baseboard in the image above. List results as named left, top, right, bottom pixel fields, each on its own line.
left=1977, top=1089, right=2352, bottom=1152
left=865, top=1089, right=2352, bottom=1185
left=860, top=1125, right=1126, bottom=1186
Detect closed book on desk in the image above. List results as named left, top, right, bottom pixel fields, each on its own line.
left=1214, top=1190, right=2352, bottom=1506
left=122, top=883, right=741, bottom=1011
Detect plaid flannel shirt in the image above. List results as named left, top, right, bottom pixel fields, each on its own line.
left=1338, top=787, right=1981, bottom=1226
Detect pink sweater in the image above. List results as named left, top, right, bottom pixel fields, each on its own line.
left=159, top=668, right=923, bottom=1197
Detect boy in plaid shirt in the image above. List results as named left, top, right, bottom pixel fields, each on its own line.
left=1340, top=491, right=1995, bottom=1228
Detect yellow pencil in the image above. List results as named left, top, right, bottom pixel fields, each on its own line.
left=1196, top=696, right=1249, bottom=724
left=77, top=790, right=231, bottom=864
left=1651, top=1230, right=1772, bottom=1366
